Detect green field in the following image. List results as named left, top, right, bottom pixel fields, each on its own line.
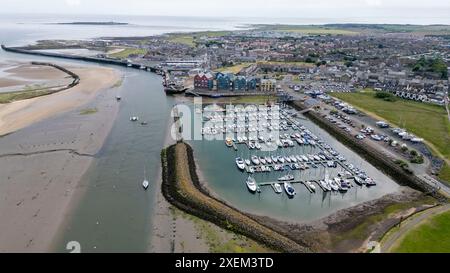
left=0, top=87, right=52, bottom=103
left=109, top=48, right=147, bottom=59
left=391, top=210, right=450, bottom=253
left=258, top=25, right=358, bottom=35
left=166, top=31, right=231, bottom=47
left=331, top=89, right=450, bottom=183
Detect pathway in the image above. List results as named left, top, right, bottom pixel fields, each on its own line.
left=380, top=204, right=450, bottom=253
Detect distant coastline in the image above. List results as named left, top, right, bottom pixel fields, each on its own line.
left=53, top=21, right=128, bottom=26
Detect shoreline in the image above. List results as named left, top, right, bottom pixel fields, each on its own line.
left=0, top=63, right=122, bottom=252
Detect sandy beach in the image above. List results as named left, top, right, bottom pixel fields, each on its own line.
left=0, top=62, right=121, bottom=252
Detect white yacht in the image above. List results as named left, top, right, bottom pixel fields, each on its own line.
left=306, top=181, right=316, bottom=192
left=259, top=156, right=267, bottom=165
left=235, top=157, right=246, bottom=170
left=251, top=155, right=260, bottom=165
left=284, top=182, right=296, bottom=197
left=271, top=155, right=278, bottom=163
left=272, top=183, right=282, bottom=194
left=246, top=176, right=257, bottom=193
left=278, top=174, right=294, bottom=181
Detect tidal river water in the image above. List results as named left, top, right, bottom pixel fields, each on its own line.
left=0, top=14, right=400, bottom=252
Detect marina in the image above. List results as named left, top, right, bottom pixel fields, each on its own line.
left=198, top=103, right=377, bottom=197
left=189, top=102, right=400, bottom=222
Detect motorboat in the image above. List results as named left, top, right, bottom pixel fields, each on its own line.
left=265, top=156, right=272, bottom=164
left=225, top=137, right=233, bottom=147
left=271, top=155, right=278, bottom=163
left=272, top=183, right=283, bottom=194
left=251, top=155, right=260, bottom=165
left=130, top=116, right=139, bottom=122
left=284, top=182, right=296, bottom=197
left=354, top=176, right=365, bottom=186
left=248, top=142, right=256, bottom=149
left=328, top=178, right=339, bottom=191
left=255, top=142, right=262, bottom=150
left=285, top=156, right=292, bottom=163
left=296, top=155, right=303, bottom=162
left=246, top=176, right=257, bottom=193
left=365, top=177, right=376, bottom=186
left=278, top=174, right=294, bottom=181
left=319, top=180, right=331, bottom=191
left=340, top=179, right=351, bottom=191
left=306, top=181, right=316, bottom=192
left=142, top=167, right=149, bottom=190
left=277, top=156, right=285, bottom=163
left=290, top=155, right=297, bottom=162
left=235, top=157, right=246, bottom=170
left=142, top=179, right=149, bottom=190
left=259, top=157, right=267, bottom=165
left=244, top=159, right=251, bottom=166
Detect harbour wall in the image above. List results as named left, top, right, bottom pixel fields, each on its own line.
left=1, top=45, right=162, bottom=74
left=161, top=142, right=310, bottom=253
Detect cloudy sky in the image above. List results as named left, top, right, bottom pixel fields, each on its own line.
left=1, top=0, right=449, bottom=19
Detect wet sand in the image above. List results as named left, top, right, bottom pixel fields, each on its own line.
left=0, top=65, right=119, bottom=136
left=0, top=64, right=121, bottom=252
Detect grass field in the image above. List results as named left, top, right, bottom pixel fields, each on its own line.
left=79, top=108, right=98, bottom=115
left=109, top=48, right=147, bottom=59
left=257, top=60, right=315, bottom=67
left=331, top=89, right=450, bottom=183
left=166, top=31, right=231, bottom=47
left=0, top=88, right=52, bottom=103
left=170, top=207, right=271, bottom=253
left=391, top=210, right=450, bottom=253
left=261, top=25, right=358, bottom=35
left=215, top=63, right=254, bottom=74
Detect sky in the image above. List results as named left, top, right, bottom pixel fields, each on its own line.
left=1, top=0, right=450, bottom=21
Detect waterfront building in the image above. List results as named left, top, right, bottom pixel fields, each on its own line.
left=260, top=79, right=276, bottom=92
left=194, top=72, right=214, bottom=90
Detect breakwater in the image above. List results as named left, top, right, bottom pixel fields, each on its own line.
left=161, top=142, right=310, bottom=253
left=1, top=45, right=162, bottom=73
left=31, top=61, right=80, bottom=88
left=290, top=100, right=446, bottom=201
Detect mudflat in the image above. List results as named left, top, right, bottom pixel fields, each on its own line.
left=0, top=63, right=121, bottom=252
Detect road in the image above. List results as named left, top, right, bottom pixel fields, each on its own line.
left=380, top=204, right=450, bottom=252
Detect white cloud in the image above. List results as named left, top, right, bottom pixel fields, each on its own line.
left=65, top=0, right=81, bottom=7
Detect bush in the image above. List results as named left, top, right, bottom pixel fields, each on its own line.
left=410, top=155, right=424, bottom=164
left=374, top=91, right=396, bottom=102
left=401, top=145, right=409, bottom=152
left=410, top=150, right=418, bottom=157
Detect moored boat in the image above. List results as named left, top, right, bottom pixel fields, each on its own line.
left=284, top=182, right=296, bottom=197
left=246, top=176, right=257, bottom=193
